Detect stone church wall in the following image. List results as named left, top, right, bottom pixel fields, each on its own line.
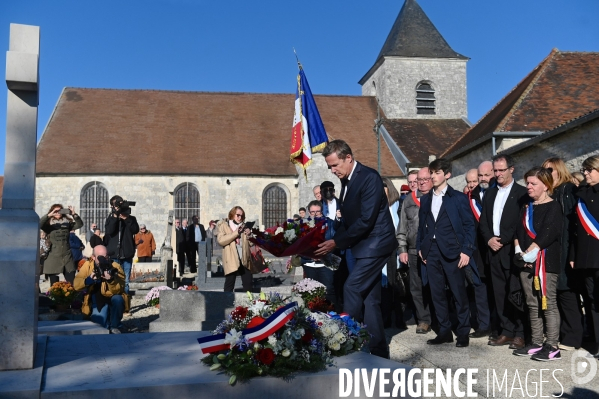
left=361, top=57, right=467, bottom=120
left=36, top=175, right=298, bottom=248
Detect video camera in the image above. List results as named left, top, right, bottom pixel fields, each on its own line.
left=112, top=197, right=136, bottom=216
left=93, top=256, right=118, bottom=280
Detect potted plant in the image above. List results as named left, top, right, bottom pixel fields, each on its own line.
left=46, top=281, right=76, bottom=311
left=145, top=285, right=172, bottom=308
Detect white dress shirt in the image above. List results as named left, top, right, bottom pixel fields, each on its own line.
left=431, top=185, right=447, bottom=221
left=195, top=225, right=203, bottom=242
left=492, top=180, right=514, bottom=236
left=325, top=198, right=337, bottom=220
left=340, top=161, right=358, bottom=202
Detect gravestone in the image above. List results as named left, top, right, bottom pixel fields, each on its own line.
left=159, top=210, right=174, bottom=275
left=197, top=241, right=207, bottom=284
left=0, top=23, right=40, bottom=371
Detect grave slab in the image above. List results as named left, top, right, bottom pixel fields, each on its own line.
left=0, top=335, right=46, bottom=398
left=40, top=332, right=416, bottom=399
left=38, top=321, right=110, bottom=336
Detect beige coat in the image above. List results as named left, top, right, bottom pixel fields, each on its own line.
left=217, top=219, right=251, bottom=275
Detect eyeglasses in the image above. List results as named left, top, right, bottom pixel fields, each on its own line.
left=417, top=178, right=431, bottom=183
left=581, top=168, right=594, bottom=174
left=309, top=210, right=323, bottom=216
left=235, top=213, right=244, bottom=217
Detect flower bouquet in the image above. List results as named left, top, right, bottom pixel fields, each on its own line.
left=177, top=285, right=199, bottom=291
left=145, top=285, right=172, bottom=307
left=47, top=281, right=76, bottom=307
left=250, top=219, right=327, bottom=259
left=198, top=280, right=370, bottom=384
left=291, top=278, right=333, bottom=312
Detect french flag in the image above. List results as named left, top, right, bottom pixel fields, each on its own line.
left=290, top=66, right=328, bottom=176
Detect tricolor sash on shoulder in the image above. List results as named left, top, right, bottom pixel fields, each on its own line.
left=197, top=302, right=298, bottom=354
left=576, top=198, right=599, bottom=240
left=412, top=190, right=420, bottom=207
left=468, top=192, right=482, bottom=222
left=523, top=203, right=548, bottom=310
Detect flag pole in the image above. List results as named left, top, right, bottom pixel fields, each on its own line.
left=293, top=48, right=303, bottom=70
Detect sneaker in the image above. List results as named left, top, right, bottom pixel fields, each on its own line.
left=531, top=344, right=561, bottom=361
left=513, top=343, right=543, bottom=357
left=109, top=328, right=122, bottom=334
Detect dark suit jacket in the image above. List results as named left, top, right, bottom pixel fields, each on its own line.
left=333, top=162, right=397, bottom=258
left=416, top=185, right=476, bottom=260
left=175, top=228, right=186, bottom=254
left=479, top=181, right=529, bottom=269
left=187, top=223, right=207, bottom=245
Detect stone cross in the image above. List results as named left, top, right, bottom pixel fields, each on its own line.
left=160, top=210, right=174, bottom=278
left=0, top=23, right=41, bottom=371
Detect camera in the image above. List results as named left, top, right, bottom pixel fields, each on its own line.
left=112, top=198, right=136, bottom=216
left=58, top=209, right=71, bottom=215
left=94, top=256, right=118, bottom=280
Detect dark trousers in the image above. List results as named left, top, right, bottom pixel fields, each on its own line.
left=425, top=242, right=470, bottom=337
left=582, top=269, right=599, bottom=351
left=177, top=251, right=187, bottom=275
left=186, top=243, right=197, bottom=273
left=490, top=261, right=524, bottom=338
left=381, top=284, right=406, bottom=328
left=408, top=252, right=432, bottom=325
left=304, top=266, right=336, bottom=306
left=344, top=255, right=389, bottom=357
left=223, top=267, right=253, bottom=292
left=557, top=288, right=584, bottom=348
left=138, top=256, right=152, bottom=262
left=467, top=270, right=491, bottom=331
left=48, top=271, right=75, bottom=286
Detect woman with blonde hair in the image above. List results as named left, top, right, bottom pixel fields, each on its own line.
left=513, top=167, right=563, bottom=361
left=217, top=206, right=253, bottom=292
left=570, top=155, right=599, bottom=358
left=542, top=157, right=583, bottom=350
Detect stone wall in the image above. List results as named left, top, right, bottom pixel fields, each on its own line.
left=36, top=175, right=298, bottom=248
left=448, top=118, right=599, bottom=190
left=361, top=57, right=467, bottom=120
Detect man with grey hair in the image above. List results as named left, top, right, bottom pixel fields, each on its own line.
left=465, top=169, right=479, bottom=193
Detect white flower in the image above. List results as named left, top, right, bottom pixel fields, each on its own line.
left=307, top=219, right=316, bottom=228
left=321, top=326, right=333, bottom=337
left=249, top=301, right=269, bottom=314
left=284, top=229, right=297, bottom=243
left=330, top=342, right=341, bottom=351
left=224, top=328, right=243, bottom=347
left=333, top=332, right=346, bottom=343
left=281, top=349, right=291, bottom=357
left=275, top=227, right=284, bottom=235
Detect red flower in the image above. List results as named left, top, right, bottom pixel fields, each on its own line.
left=301, top=330, right=313, bottom=343
left=255, top=348, right=275, bottom=365
left=246, top=316, right=265, bottom=329
left=231, top=306, right=248, bottom=320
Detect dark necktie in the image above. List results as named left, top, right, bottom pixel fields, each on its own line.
left=339, top=178, right=348, bottom=205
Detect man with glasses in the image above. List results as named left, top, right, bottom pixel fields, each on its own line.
left=188, top=215, right=206, bottom=274
left=397, top=167, right=434, bottom=334
left=300, top=200, right=336, bottom=305
left=480, top=154, right=528, bottom=349
left=407, top=170, right=419, bottom=192
left=86, top=222, right=97, bottom=243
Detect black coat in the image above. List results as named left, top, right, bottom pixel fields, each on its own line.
left=187, top=223, right=206, bottom=245
left=175, top=227, right=187, bottom=253
left=552, top=182, right=577, bottom=289
left=569, top=183, right=599, bottom=269
left=105, top=215, right=140, bottom=259
left=469, top=185, right=487, bottom=278
left=479, top=182, right=529, bottom=269
left=90, top=234, right=103, bottom=248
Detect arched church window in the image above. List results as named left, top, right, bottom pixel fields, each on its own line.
left=416, top=82, right=436, bottom=115
left=262, top=184, right=288, bottom=228
left=80, top=181, right=109, bottom=233
left=174, top=183, right=200, bottom=223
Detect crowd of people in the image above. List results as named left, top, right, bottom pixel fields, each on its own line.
left=294, top=141, right=599, bottom=363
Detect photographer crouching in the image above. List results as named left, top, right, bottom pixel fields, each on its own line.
left=105, top=195, right=139, bottom=295
left=74, top=245, right=129, bottom=334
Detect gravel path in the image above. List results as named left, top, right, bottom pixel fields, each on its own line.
left=122, top=296, right=159, bottom=333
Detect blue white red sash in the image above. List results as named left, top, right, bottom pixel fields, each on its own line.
left=468, top=192, right=482, bottom=222
left=197, top=302, right=298, bottom=354
left=523, top=203, right=547, bottom=309
left=576, top=198, right=599, bottom=240
left=412, top=190, right=420, bottom=207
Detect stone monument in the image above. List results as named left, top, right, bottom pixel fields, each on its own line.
left=0, top=23, right=40, bottom=370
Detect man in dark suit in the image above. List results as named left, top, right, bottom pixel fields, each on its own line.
left=417, top=158, right=475, bottom=348
left=175, top=219, right=187, bottom=277
left=315, top=140, right=397, bottom=359
left=479, top=154, right=528, bottom=350
left=187, top=215, right=206, bottom=274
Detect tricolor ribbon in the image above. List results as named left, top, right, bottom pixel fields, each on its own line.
left=468, top=192, right=482, bottom=222
left=523, top=203, right=547, bottom=310
left=576, top=198, right=599, bottom=240
left=412, top=190, right=420, bottom=207
left=197, top=302, right=298, bottom=354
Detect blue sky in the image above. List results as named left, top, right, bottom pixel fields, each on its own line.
left=1, top=0, right=598, bottom=175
